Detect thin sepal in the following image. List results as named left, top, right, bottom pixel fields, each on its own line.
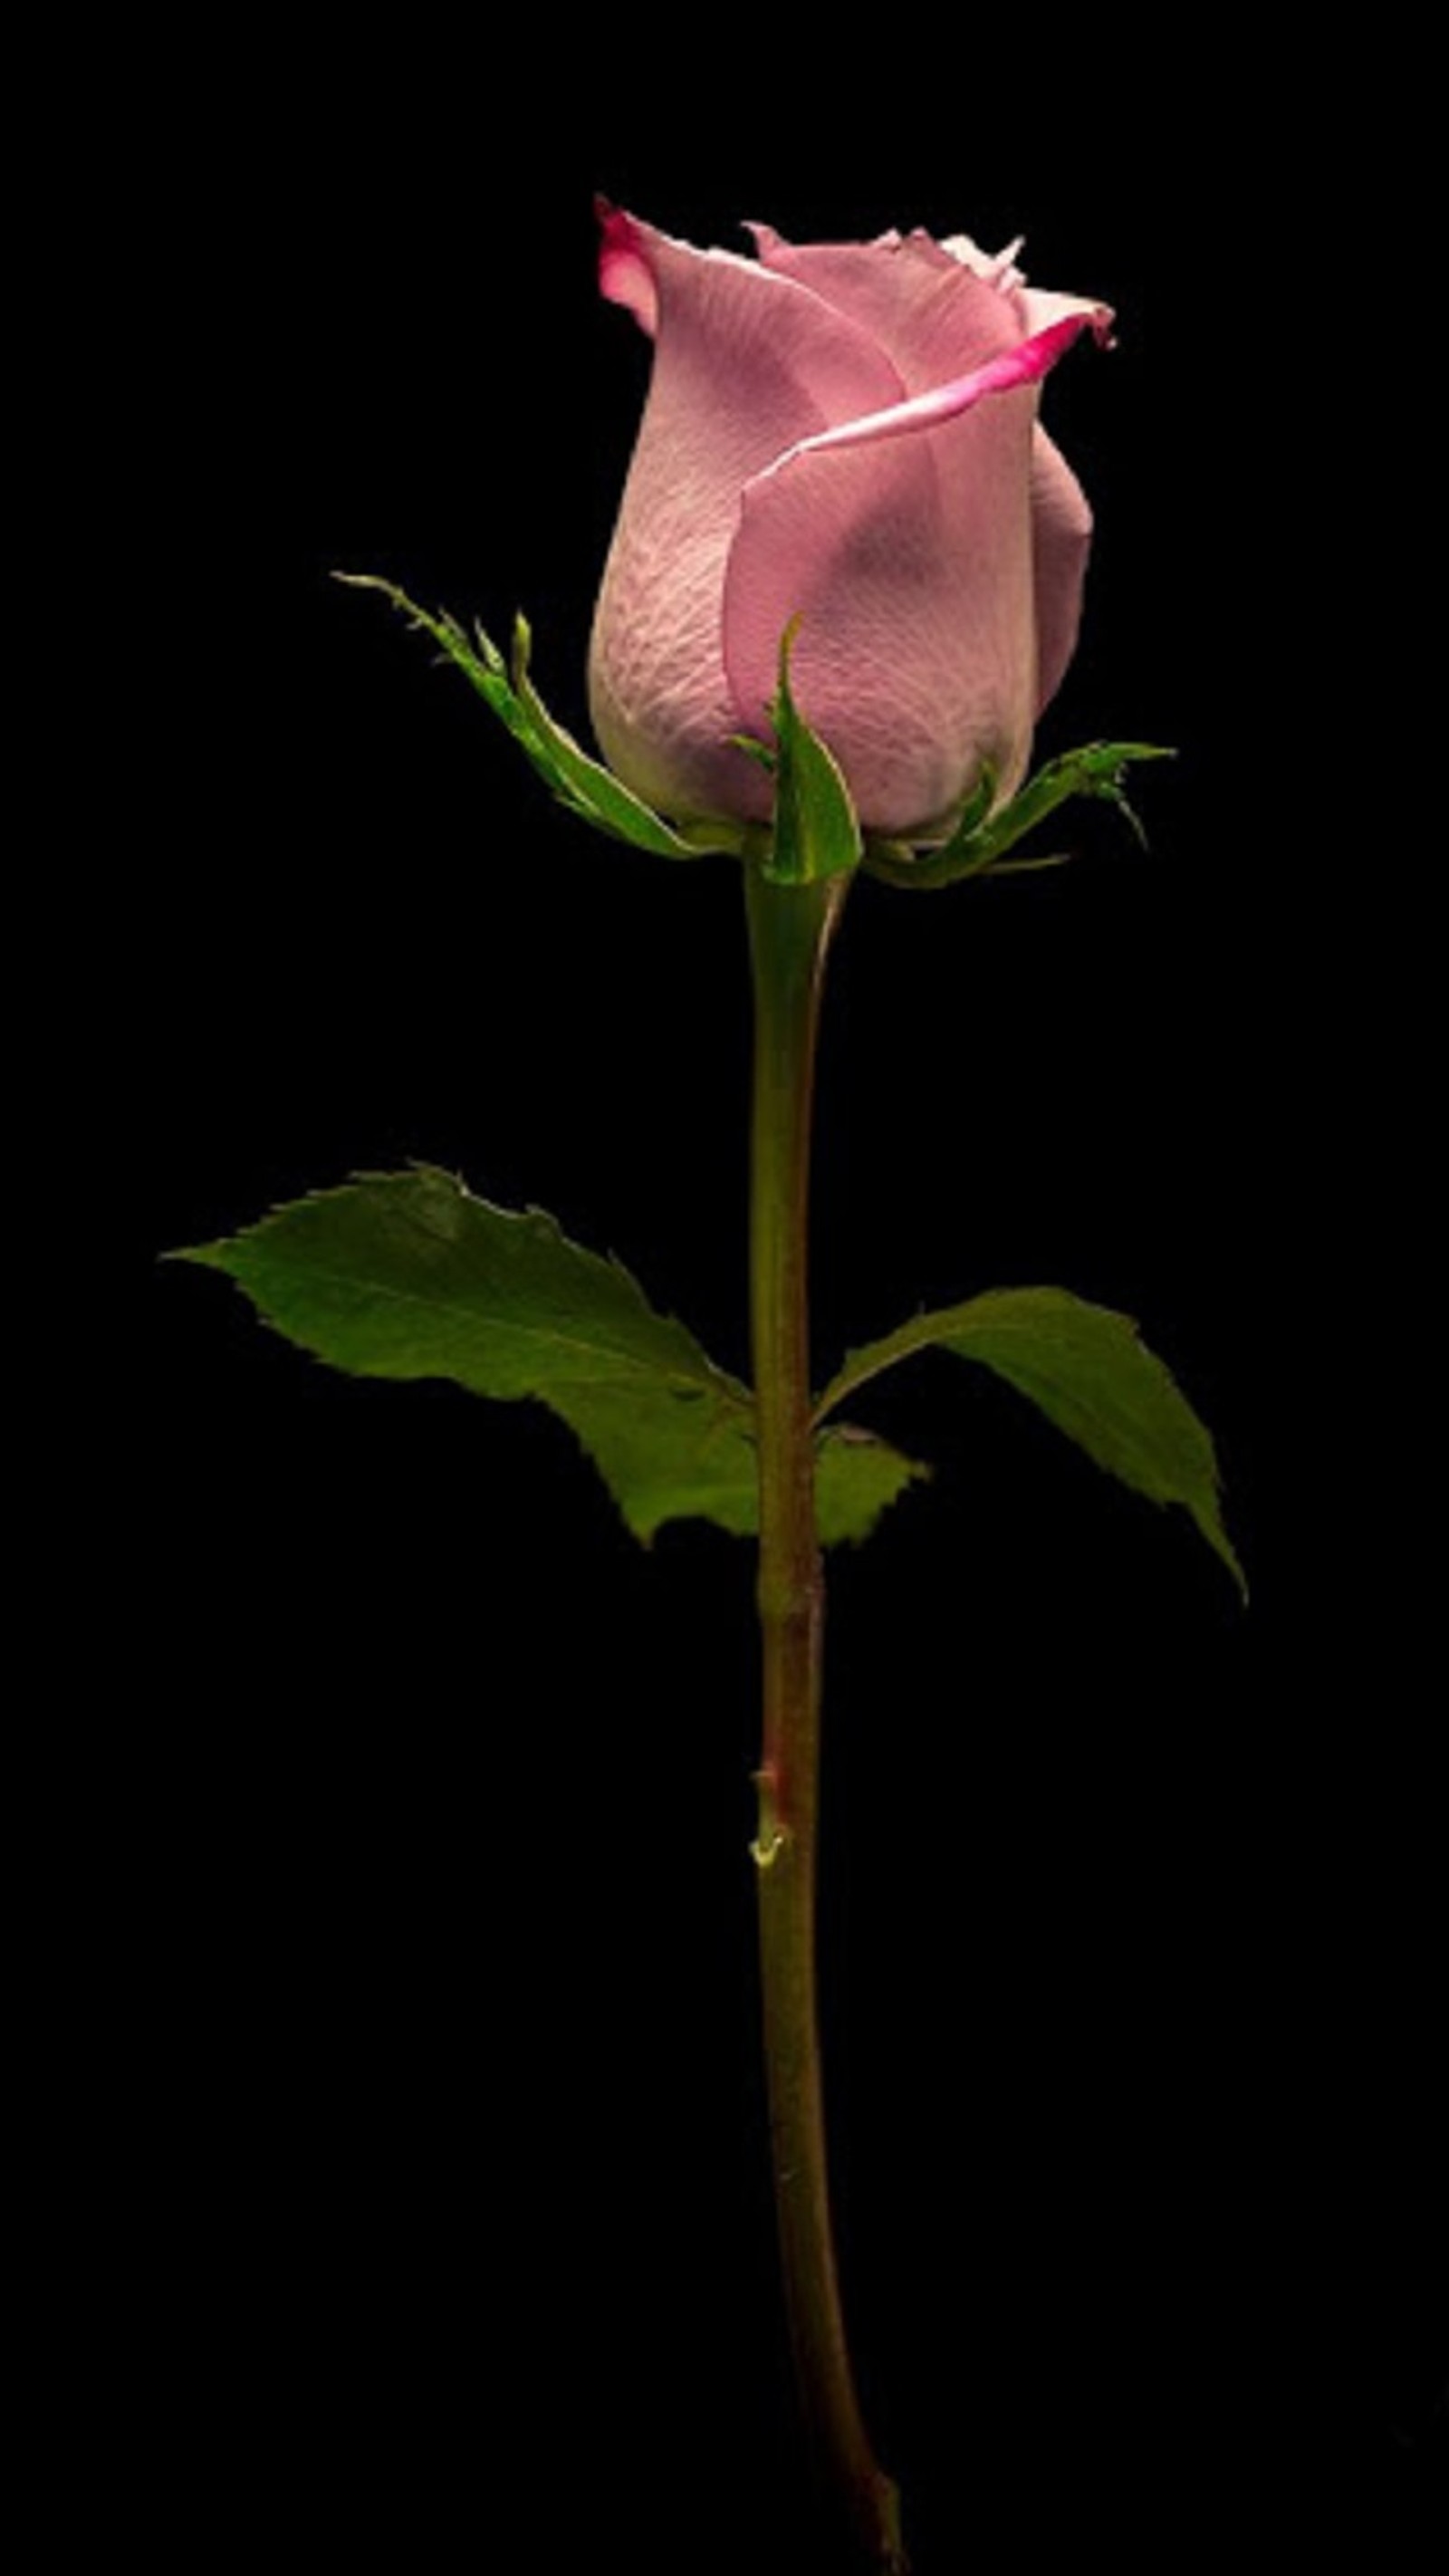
left=861, top=743, right=1175, bottom=889
left=334, top=573, right=753, bottom=860
left=758, top=617, right=863, bottom=888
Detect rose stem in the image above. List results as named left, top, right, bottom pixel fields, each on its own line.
left=745, top=862, right=907, bottom=2574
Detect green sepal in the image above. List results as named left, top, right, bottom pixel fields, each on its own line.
left=862, top=743, right=1176, bottom=891
left=759, top=617, right=863, bottom=888
left=335, top=574, right=753, bottom=861
left=170, top=1166, right=920, bottom=1551
left=815, top=1283, right=1244, bottom=1597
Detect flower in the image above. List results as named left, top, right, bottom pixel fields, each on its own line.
left=588, top=205, right=1111, bottom=841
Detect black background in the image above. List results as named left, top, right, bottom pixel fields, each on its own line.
left=115, top=36, right=1444, bottom=2571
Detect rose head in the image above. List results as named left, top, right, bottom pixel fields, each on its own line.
left=588, top=206, right=1111, bottom=841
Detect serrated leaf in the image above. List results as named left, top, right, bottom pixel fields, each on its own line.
left=542, top=1379, right=762, bottom=1541
left=815, top=1285, right=1243, bottom=1596
left=335, top=574, right=747, bottom=861
left=175, top=1165, right=742, bottom=1542
left=815, top=1424, right=929, bottom=1544
left=171, top=1167, right=922, bottom=1550
left=763, top=617, right=862, bottom=887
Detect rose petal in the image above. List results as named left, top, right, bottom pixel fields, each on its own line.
left=747, top=222, right=1021, bottom=393
left=723, top=316, right=1101, bottom=832
left=940, top=233, right=1028, bottom=294
left=1031, top=427, right=1094, bottom=715
left=758, top=309, right=1106, bottom=466
left=1018, top=281, right=1118, bottom=349
left=596, top=197, right=660, bottom=335
left=588, top=208, right=905, bottom=823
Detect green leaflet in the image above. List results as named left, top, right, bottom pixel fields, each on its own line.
left=172, top=1167, right=921, bottom=1548
left=815, top=1423, right=927, bottom=1543
left=816, top=1283, right=1243, bottom=1596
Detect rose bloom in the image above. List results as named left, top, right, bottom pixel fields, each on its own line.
left=588, top=205, right=1111, bottom=841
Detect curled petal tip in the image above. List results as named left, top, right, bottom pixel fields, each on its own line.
left=773, top=305, right=1108, bottom=473
left=596, top=199, right=658, bottom=334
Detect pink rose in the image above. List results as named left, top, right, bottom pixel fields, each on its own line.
left=588, top=205, right=1111, bottom=841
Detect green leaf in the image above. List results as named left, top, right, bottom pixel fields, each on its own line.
left=862, top=743, right=1175, bottom=891
left=816, top=1423, right=929, bottom=1544
left=335, top=574, right=750, bottom=861
left=171, top=1167, right=921, bottom=1549
left=815, top=1284, right=1244, bottom=1595
left=762, top=617, right=863, bottom=887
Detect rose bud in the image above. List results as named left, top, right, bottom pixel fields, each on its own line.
left=589, top=205, right=1111, bottom=842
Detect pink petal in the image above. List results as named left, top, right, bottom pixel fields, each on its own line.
left=759, top=309, right=1108, bottom=467
left=723, top=314, right=1104, bottom=833
left=1018, top=281, right=1118, bottom=350
left=1031, top=427, right=1094, bottom=715
left=588, top=209, right=904, bottom=824
left=939, top=232, right=1028, bottom=294
left=596, top=197, right=659, bottom=335
left=747, top=221, right=1021, bottom=395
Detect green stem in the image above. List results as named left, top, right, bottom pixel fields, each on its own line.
left=745, top=864, right=907, bottom=2573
